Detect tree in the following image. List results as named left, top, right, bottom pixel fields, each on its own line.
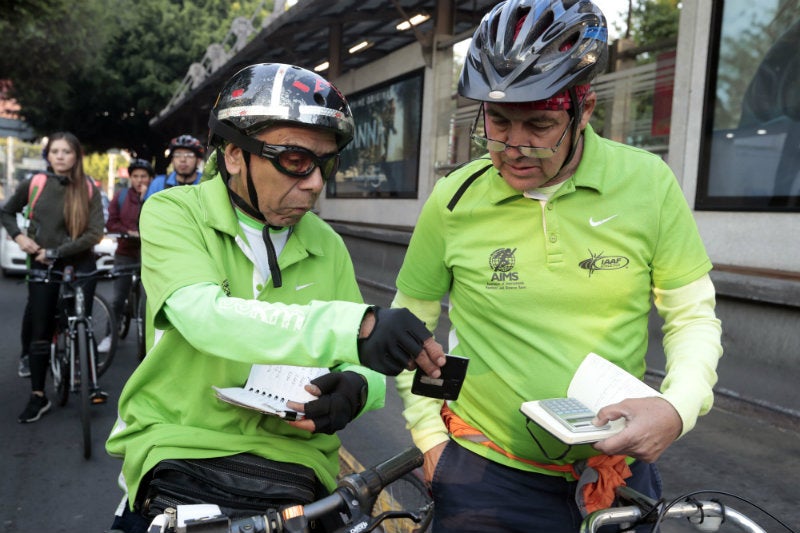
left=0, top=0, right=268, bottom=157
left=627, top=0, right=680, bottom=53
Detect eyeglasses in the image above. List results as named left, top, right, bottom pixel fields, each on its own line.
left=173, top=153, right=197, bottom=161
left=259, top=144, right=340, bottom=181
left=469, top=103, right=573, bottom=159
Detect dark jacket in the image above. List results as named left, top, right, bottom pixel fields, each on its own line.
left=106, top=187, right=145, bottom=258
left=0, top=173, right=104, bottom=260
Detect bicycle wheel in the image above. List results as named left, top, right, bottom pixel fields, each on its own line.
left=76, top=321, right=92, bottom=459
left=118, top=296, right=131, bottom=339
left=136, top=294, right=146, bottom=361
left=370, top=469, right=433, bottom=533
left=50, top=331, right=70, bottom=407
left=92, top=293, right=117, bottom=377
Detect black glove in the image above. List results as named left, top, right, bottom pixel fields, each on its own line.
left=304, top=371, right=368, bottom=435
left=357, top=306, right=430, bottom=376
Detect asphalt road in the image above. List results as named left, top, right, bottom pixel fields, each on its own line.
left=0, top=275, right=797, bottom=532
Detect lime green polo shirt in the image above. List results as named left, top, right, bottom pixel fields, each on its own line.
left=396, top=124, right=712, bottom=472
left=106, top=174, right=382, bottom=502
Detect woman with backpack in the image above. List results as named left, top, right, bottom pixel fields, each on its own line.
left=0, top=131, right=106, bottom=423
left=97, top=158, right=153, bottom=354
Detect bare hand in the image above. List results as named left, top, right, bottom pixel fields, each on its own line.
left=422, top=441, right=448, bottom=484
left=592, top=397, right=682, bottom=463
left=15, top=234, right=41, bottom=255
left=414, top=337, right=447, bottom=378
left=34, top=248, right=51, bottom=265
left=283, top=385, right=320, bottom=433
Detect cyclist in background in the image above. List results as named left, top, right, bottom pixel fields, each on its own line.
left=143, top=134, right=203, bottom=199
left=1, top=131, right=107, bottom=423
left=97, top=158, right=154, bottom=353
left=391, top=1, right=723, bottom=531
left=106, top=63, right=445, bottom=533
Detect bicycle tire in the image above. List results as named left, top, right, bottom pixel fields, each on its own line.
left=118, top=296, right=131, bottom=339
left=369, top=469, right=433, bottom=533
left=136, top=296, right=146, bottom=360
left=50, top=332, right=70, bottom=407
left=136, top=291, right=147, bottom=361
left=76, top=321, right=92, bottom=459
left=92, top=293, right=117, bottom=377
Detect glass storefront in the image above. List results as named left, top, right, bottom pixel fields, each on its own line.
left=697, top=0, right=800, bottom=210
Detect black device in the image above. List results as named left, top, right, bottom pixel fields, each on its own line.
left=411, top=354, right=469, bottom=400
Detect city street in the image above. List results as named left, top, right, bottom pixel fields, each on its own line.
left=0, top=275, right=797, bottom=532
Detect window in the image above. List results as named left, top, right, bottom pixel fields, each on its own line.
left=697, top=0, right=800, bottom=210
left=326, top=70, right=423, bottom=199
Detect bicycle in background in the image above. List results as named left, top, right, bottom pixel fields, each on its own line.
left=113, top=259, right=146, bottom=361
left=146, top=447, right=434, bottom=533
left=31, top=265, right=118, bottom=459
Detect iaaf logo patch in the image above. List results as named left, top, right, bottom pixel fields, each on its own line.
left=579, top=250, right=630, bottom=276
left=486, top=248, right=526, bottom=290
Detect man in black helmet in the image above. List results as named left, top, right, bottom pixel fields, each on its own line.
left=105, top=63, right=445, bottom=533
left=96, top=158, right=154, bottom=354
left=392, top=1, right=722, bottom=531
left=143, top=134, right=204, bottom=199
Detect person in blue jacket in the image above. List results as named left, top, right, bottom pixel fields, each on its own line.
left=143, top=134, right=203, bottom=199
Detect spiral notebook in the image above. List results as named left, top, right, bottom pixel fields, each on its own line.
left=213, top=364, right=329, bottom=421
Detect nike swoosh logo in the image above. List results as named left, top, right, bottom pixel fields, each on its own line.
left=295, top=282, right=315, bottom=291
left=589, top=215, right=618, bottom=227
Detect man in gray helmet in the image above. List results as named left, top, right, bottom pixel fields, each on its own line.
left=106, top=63, right=445, bottom=533
left=391, top=1, right=722, bottom=531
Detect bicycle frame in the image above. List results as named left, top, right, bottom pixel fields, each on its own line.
left=116, top=261, right=146, bottom=360
left=34, top=265, right=110, bottom=459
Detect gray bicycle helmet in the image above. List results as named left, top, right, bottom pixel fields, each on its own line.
left=209, top=62, right=354, bottom=150
left=459, top=0, right=609, bottom=103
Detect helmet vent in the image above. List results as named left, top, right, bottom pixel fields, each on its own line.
left=313, top=92, right=326, bottom=106
left=525, top=10, right=553, bottom=43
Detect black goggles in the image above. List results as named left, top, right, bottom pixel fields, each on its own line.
left=209, top=112, right=341, bottom=181
left=260, top=144, right=340, bottom=181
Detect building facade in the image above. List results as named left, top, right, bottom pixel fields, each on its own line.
left=152, top=0, right=800, bottom=417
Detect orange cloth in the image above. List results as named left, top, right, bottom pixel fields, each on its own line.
left=440, top=404, right=631, bottom=515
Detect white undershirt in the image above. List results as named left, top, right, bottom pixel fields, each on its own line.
left=239, top=221, right=289, bottom=282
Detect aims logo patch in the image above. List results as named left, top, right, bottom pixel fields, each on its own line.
left=486, top=248, right=525, bottom=290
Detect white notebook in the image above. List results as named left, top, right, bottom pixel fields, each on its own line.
left=520, top=353, right=663, bottom=445
left=213, top=364, right=329, bottom=421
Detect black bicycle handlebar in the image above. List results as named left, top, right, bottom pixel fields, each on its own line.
left=28, top=264, right=136, bottom=283
left=165, top=447, right=425, bottom=533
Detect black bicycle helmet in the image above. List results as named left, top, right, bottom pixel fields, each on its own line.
left=208, top=63, right=354, bottom=150
left=127, top=158, right=155, bottom=177
left=459, top=0, right=609, bottom=103
left=169, top=134, right=205, bottom=158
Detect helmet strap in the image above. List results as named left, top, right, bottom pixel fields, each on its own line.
left=216, top=147, right=284, bottom=288
left=217, top=146, right=265, bottom=223
left=553, top=86, right=584, bottom=178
